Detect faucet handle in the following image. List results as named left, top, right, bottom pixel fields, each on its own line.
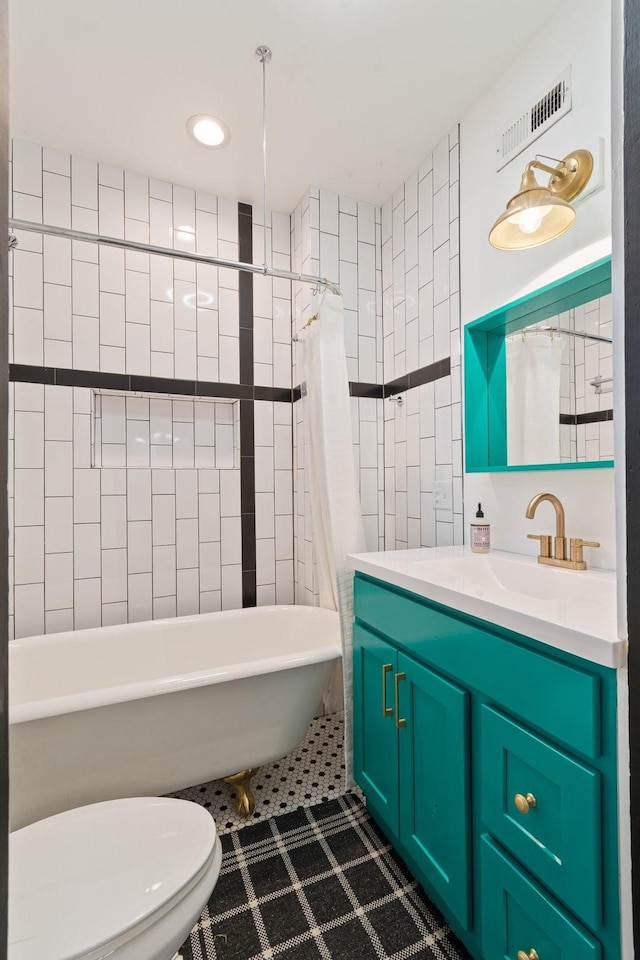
left=569, top=538, right=600, bottom=565
left=527, top=533, right=552, bottom=558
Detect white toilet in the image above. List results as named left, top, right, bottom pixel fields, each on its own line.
left=9, top=796, right=223, bottom=960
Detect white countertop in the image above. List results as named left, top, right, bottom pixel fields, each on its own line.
left=348, top=545, right=626, bottom=669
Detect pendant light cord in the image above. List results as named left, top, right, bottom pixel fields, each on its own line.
left=256, top=45, right=272, bottom=270
left=262, top=54, right=267, bottom=268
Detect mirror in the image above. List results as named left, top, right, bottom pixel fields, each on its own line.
left=464, top=256, right=613, bottom=473
left=506, top=292, right=613, bottom=465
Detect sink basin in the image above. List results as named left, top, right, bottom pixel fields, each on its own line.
left=347, top=545, right=622, bottom=667
left=410, top=553, right=603, bottom=603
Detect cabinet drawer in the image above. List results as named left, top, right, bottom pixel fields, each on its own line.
left=480, top=706, right=602, bottom=929
left=354, top=575, right=601, bottom=758
left=480, top=835, right=601, bottom=960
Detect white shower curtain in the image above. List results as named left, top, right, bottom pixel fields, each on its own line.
left=301, top=292, right=366, bottom=786
left=507, top=332, right=565, bottom=465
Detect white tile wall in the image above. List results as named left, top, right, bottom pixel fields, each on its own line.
left=9, top=139, right=294, bottom=637
left=255, top=400, right=294, bottom=605
left=10, top=139, right=243, bottom=384
left=9, top=383, right=241, bottom=636
left=290, top=128, right=462, bottom=599
left=10, top=132, right=463, bottom=636
left=252, top=207, right=292, bottom=390
left=383, top=127, right=463, bottom=549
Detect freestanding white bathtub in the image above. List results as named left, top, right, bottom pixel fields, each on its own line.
left=9, top=605, right=341, bottom=830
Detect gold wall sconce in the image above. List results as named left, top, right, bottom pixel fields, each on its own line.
left=489, top=149, right=593, bottom=250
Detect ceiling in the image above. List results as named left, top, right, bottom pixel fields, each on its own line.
left=9, top=1, right=560, bottom=212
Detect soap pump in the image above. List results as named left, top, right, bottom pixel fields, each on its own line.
left=470, top=503, right=490, bottom=554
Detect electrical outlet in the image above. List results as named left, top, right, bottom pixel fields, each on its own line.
left=433, top=480, right=453, bottom=511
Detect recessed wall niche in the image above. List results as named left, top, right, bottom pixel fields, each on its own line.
left=91, top=392, right=239, bottom=470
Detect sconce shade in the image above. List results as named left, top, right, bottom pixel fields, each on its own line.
left=489, top=166, right=576, bottom=250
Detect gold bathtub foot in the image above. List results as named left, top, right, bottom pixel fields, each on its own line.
left=224, top=768, right=260, bottom=819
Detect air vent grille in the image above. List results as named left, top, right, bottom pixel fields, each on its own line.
left=496, top=68, right=572, bottom=171
left=531, top=80, right=566, bottom=132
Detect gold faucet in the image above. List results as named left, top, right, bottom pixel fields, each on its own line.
left=525, top=492, right=600, bottom=570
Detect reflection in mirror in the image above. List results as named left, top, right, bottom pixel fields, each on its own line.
left=506, top=293, right=613, bottom=465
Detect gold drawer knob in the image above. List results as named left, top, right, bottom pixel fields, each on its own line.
left=517, top=950, right=539, bottom=960
left=514, top=792, right=537, bottom=815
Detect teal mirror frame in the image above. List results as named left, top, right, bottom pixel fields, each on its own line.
left=464, top=256, right=613, bottom=473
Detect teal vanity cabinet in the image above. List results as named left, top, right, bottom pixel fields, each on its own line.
left=352, top=572, right=620, bottom=960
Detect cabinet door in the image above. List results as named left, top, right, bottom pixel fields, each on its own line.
left=353, top=624, right=399, bottom=836
left=480, top=835, right=601, bottom=960
left=397, top=653, right=471, bottom=930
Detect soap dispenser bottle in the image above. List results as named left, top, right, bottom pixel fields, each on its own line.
left=470, top=503, right=490, bottom=554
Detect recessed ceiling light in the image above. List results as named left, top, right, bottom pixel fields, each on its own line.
left=186, top=114, right=229, bottom=148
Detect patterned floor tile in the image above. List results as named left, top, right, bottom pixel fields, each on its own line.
left=169, top=712, right=356, bottom=834
left=181, top=794, right=471, bottom=960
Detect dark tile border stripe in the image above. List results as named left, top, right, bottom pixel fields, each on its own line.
left=10, top=359, right=453, bottom=404
left=576, top=409, right=614, bottom=425
left=560, top=409, right=614, bottom=426
left=9, top=363, right=55, bottom=384
left=238, top=202, right=256, bottom=608
left=349, top=382, right=385, bottom=399
left=9, top=364, right=295, bottom=404
left=292, top=359, right=453, bottom=403
left=384, top=357, right=451, bottom=397
left=254, top=384, right=292, bottom=403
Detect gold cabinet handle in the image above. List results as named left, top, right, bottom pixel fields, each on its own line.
left=394, top=672, right=406, bottom=729
left=514, top=792, right=537, bottom=815
left=382, top=663, right=393, bottom=717
left=517, top=950, right=539, bottom=960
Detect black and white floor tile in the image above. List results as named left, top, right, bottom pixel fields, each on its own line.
left=170, top=712, right=353, bottom=834
left=181, top=793, right=471, bottom=960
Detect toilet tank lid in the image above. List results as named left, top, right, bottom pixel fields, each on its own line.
left=9, top=797, right=217, bottom=960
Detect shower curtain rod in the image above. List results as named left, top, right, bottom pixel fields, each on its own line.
left=512, top=324, right=612, bottom=345
left=539, top=325, right=612, bottom=344
left=7, top=218, right=341, bottom=295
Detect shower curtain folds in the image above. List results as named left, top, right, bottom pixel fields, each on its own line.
left=507, top=331, right=565, bottom=465
left=301, top=292, right=366, bottom=784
